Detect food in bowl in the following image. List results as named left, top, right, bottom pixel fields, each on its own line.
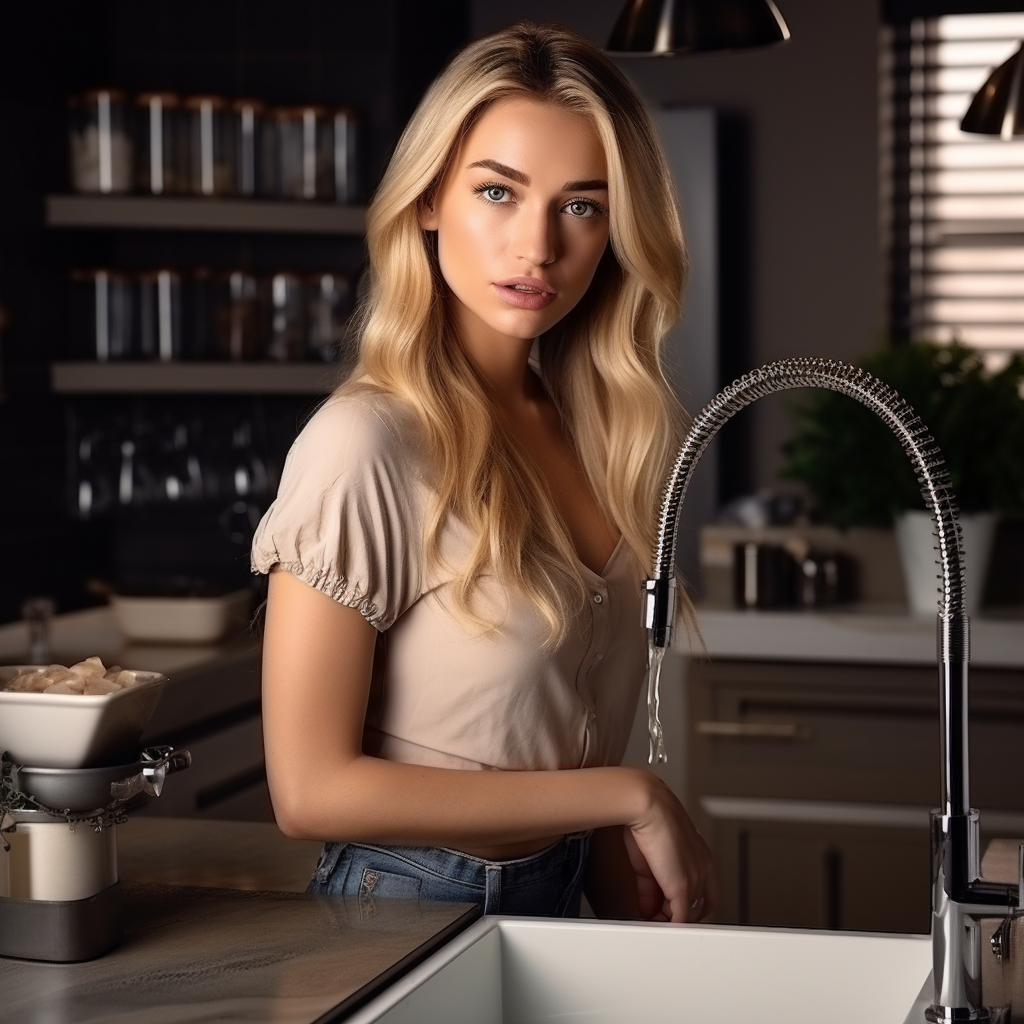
left=2, top=656, right=143, bottom=696
left=0, top=662, right=168, bottom=769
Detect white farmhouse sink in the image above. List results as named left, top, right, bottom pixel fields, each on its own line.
left=347, top=917, right=933, bottom=1024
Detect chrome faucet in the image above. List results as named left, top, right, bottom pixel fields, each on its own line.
left=642, top=357, right=1023, bottom=1023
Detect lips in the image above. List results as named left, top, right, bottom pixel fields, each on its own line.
left=493, top=276, right=557, bottom=311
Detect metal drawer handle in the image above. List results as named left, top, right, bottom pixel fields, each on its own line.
left=696, top=721, right=813, bottom=741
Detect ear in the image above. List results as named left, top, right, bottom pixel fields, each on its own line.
left=417, top=198, right=439, bottom=231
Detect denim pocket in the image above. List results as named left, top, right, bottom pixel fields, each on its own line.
left=358, top=866, right=423, bottom=900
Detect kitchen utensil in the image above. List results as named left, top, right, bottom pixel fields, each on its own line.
left=12, top=746, right=192, bottom=811
left=1, top=809, right=118, bottom=901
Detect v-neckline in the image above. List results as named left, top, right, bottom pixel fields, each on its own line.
left=576, top=534, right=625, bottom=583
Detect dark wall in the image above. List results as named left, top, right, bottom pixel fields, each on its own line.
left=0, top=0, right=468, bottom=624
left=472, top=0, right=884, bottom=496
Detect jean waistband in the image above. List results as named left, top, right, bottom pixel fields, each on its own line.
left=346, top=830, right=592, bottom=889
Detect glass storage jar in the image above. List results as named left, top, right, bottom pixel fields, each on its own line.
left=67, top=90, right=133, bottom=194
left=267, top=272, right=306, bottom=361
left=215, top=271, right=266, bottom=361
left=69, top=268, right=135, bottom=360
left=135, top=92, right=186, bottom=195
left=332, top=107, right=361, bottom=204
left=306, top=272, right=354, bottom=362
left=137, top=269, right=183, bottom=360
left=270, top=105, right=333, bottom=200
left=184, top=95, right=235, bottom=196
left=230, top=98, right=270, bottom=197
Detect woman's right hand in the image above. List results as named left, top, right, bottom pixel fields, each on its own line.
left=625, top=772, right=718, bottom=924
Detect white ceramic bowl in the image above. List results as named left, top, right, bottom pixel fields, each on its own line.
left=110, top=589, right=253, bottom=644
left=0, top=667, right=168, bottom=769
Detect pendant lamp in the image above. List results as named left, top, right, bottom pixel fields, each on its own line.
left=606, top=0, right=790, bottom=57
left=961, top=41, right=1024, bottom=139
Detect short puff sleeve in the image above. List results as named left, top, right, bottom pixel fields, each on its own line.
left=251, top=395, right=425, bottom=630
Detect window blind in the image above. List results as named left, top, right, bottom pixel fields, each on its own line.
left=899, top=13, right=1024, bottom=359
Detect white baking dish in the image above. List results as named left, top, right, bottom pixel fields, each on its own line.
left=110, top=589, right=253, bottom=644
left=0, top=666, right=167, bottom=769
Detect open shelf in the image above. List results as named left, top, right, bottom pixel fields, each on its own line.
left=51, top=362, right=341, bottom=394
left=45, top=195, right=367, bottom=235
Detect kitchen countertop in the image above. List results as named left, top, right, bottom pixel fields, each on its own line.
left=687, top=604, right=1024, bottom=668
left=0, top=818, right=480, bottom=1024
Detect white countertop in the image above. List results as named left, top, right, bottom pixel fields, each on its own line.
left=687, top=605, right=1024, bottom=668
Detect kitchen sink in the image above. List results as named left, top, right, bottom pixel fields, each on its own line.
left=346, top=917, right=933, bottom=1024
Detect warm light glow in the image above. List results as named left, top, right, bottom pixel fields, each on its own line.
left=905, top=13, right=1024, bottom=356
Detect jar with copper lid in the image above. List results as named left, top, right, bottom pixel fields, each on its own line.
left=68, top=90, right=133, bottom=193
left=306, top=272, right=355, bottom=362
left=266, top=272, right=306, bottom=361
left=184, top=95, right=235, bottom=196
left=332, top=107, right=361, bottom=204
left=230, top=98, right=271, bottom=197
left=69, top=269, right=135, bottom=360
left=270, top=105, right=334, bottom=200
left=215, top=271, right=267, bottom=361
left=137, top=269, right=183, bottom=360
left=135, top=92, right=186, bottom=195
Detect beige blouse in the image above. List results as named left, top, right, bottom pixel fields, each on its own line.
left=251, top=391, right=648, bottom=772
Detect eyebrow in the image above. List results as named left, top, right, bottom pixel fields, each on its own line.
left=467, top=159, right=608, bottom=192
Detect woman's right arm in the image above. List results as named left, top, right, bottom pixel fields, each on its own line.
left=261, top=568, right=716, bottom=923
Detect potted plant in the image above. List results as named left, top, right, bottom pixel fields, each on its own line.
left=781, top=341, right=1024, bottom=614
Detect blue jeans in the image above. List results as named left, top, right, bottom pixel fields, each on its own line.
left=307, top=832, right=591, bottom=917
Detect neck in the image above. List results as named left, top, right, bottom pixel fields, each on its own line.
left=454, top=312, right=540, bottom=412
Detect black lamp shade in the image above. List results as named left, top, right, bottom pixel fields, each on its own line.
left=961, top=42, right=1024, bottom=139
left=606, top=0, right=791, bottom=57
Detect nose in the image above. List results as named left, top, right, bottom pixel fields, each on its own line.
left=514, top=203, right=557, bottom=267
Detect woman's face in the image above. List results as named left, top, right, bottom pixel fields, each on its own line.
left=419, top=95, right=610, bottom=354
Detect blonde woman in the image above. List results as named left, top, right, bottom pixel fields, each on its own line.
left=253, top=22, right=717, bottom=922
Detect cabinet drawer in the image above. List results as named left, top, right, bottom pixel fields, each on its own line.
left=688, top=660, right=1024, bottom=811
left=709, top=817, right=932, bottom=933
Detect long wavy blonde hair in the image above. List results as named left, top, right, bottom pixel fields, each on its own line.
left=340, top=22, right=689, bottom=643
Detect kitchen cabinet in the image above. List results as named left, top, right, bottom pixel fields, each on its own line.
left=687, top=656, right=1024, bottom=933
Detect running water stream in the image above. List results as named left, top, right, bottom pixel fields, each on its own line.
left=645, top=640, right=666, bottom=764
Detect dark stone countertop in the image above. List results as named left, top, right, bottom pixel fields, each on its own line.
left=0, top=818, right=480, bottom=1023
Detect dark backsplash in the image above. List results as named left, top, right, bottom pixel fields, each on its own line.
left=0, top=0, right=468, bottom=624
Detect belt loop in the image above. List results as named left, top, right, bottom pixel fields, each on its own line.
left=485, top=863, right=502, bottom=914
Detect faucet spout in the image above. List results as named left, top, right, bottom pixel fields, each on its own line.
left=643, top=358, right=1019, bottom=1021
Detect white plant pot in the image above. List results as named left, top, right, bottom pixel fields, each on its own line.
left=894, top=509, right=998, bottom=617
